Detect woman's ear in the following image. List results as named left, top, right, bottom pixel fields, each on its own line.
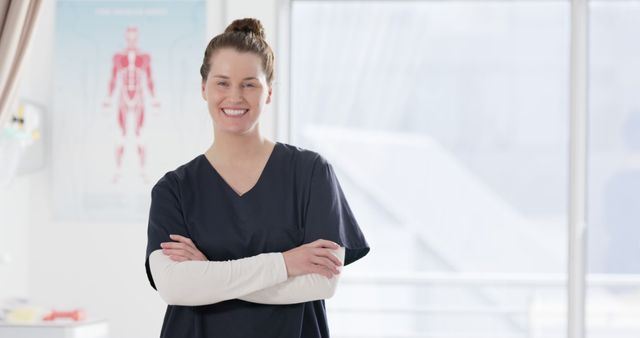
left=201, top=81, right=207, bottom=101
left=266, top=85, right=273, bottom=104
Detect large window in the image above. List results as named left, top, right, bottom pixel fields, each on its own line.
left=588, top=2, right=640, bottom=337
left=288, top=1, right=640, bottom=337
left=291, top=2, right=570, bottom=337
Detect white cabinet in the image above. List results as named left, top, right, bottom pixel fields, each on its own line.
left=0, top=320, right=109, bottom=338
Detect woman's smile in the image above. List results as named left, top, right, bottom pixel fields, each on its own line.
left=221, top=108, right=248, bottom=117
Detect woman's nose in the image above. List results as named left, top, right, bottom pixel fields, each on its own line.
left=228, top=87, right=244, bottom=101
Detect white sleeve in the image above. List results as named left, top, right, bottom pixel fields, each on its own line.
left=148, top=250, right=288, bottom=306
left=239, top=247, right=345, bottom=305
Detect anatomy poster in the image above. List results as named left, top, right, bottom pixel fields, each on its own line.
left=53, top=1, right=209, bottom=221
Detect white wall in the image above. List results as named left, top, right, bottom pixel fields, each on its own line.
left=0, top=1, right=281, bottom=337
left=0, top=175, right=29, bottom=302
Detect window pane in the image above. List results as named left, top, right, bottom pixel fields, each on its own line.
left=291, top=2, right=569, bottom=337
left=588, top=3, right=640, bottom=338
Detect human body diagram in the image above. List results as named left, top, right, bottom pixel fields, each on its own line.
left=103, top=26, right=160, bottom=183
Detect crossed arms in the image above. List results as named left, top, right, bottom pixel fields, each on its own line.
left=148, top=245, right=345, bottom=306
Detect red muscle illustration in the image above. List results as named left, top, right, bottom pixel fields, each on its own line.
left=103, top=26, right=159, bottom=183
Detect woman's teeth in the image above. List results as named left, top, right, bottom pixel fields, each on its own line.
left=222, top=109, right=247, bottom=116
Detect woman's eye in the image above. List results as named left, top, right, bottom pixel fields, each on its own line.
left=243, top=83, right=256, bottom=88
left=217, top=82, right=228, bottom=87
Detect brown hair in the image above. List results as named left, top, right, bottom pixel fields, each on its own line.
left=199, top=18, right=274, bottom=85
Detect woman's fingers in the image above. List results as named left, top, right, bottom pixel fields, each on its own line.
left=282, top=240, right=345, bottom=278
left=307, top=240, right=343, bottom=263
left=161, top=237, right=206, bottom=261
left=167, top=235, right=198, bottom=251
left=169, top=234, right=194, bottom=245
left=310, top=239, right=340, bottom=249
left=303, top=241, right=344, bottom=276
left=162, top=248, right=193, bottom=258
left=161, top=241, right=193, bottom=251
left=312, top=265, right=335, bottom=279
left=161, top=242, right=197, bottom=257
left=312, top=242, right=343, bottom=266
left=164, top=235, right=208, bottom=261
left=312, top=248, right=343, bottom=267
left=311, top=256, right=341, bottom=274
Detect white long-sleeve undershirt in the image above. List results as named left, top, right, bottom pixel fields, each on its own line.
left=148, top=247, right=345, bottom=306
left=240, top=247, right=344, bottom=304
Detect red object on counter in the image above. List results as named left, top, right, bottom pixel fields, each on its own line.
left=42, top=309, right=86, bottom=321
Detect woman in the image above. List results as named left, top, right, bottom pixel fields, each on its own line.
left=145, top=18, right=369, bottom=338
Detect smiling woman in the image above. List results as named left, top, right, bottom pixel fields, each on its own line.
left=202, top=49, right=271, bottom=132
left=144, top=18, right=370, bottom=338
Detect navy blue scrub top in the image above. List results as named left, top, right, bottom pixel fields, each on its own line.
left=145, top=142, right=370, bottom=338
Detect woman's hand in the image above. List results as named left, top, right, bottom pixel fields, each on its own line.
left=282, top=240, right=343, bottom=279
left=160, top=234, right=208, bottom=262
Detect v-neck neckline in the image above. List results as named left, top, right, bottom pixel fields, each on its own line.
left=202, top=142, right=280, bottom=199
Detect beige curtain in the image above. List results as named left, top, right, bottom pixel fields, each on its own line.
left=0, top=0, right=42, bottom=128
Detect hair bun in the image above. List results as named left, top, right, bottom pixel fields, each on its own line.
left=224, top=18, right=265, bottom=40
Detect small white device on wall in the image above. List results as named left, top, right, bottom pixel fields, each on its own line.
left=0, top=100, right=45, bottom=189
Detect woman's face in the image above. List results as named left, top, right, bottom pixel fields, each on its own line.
left=201, top=48, right=272, bottom=136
